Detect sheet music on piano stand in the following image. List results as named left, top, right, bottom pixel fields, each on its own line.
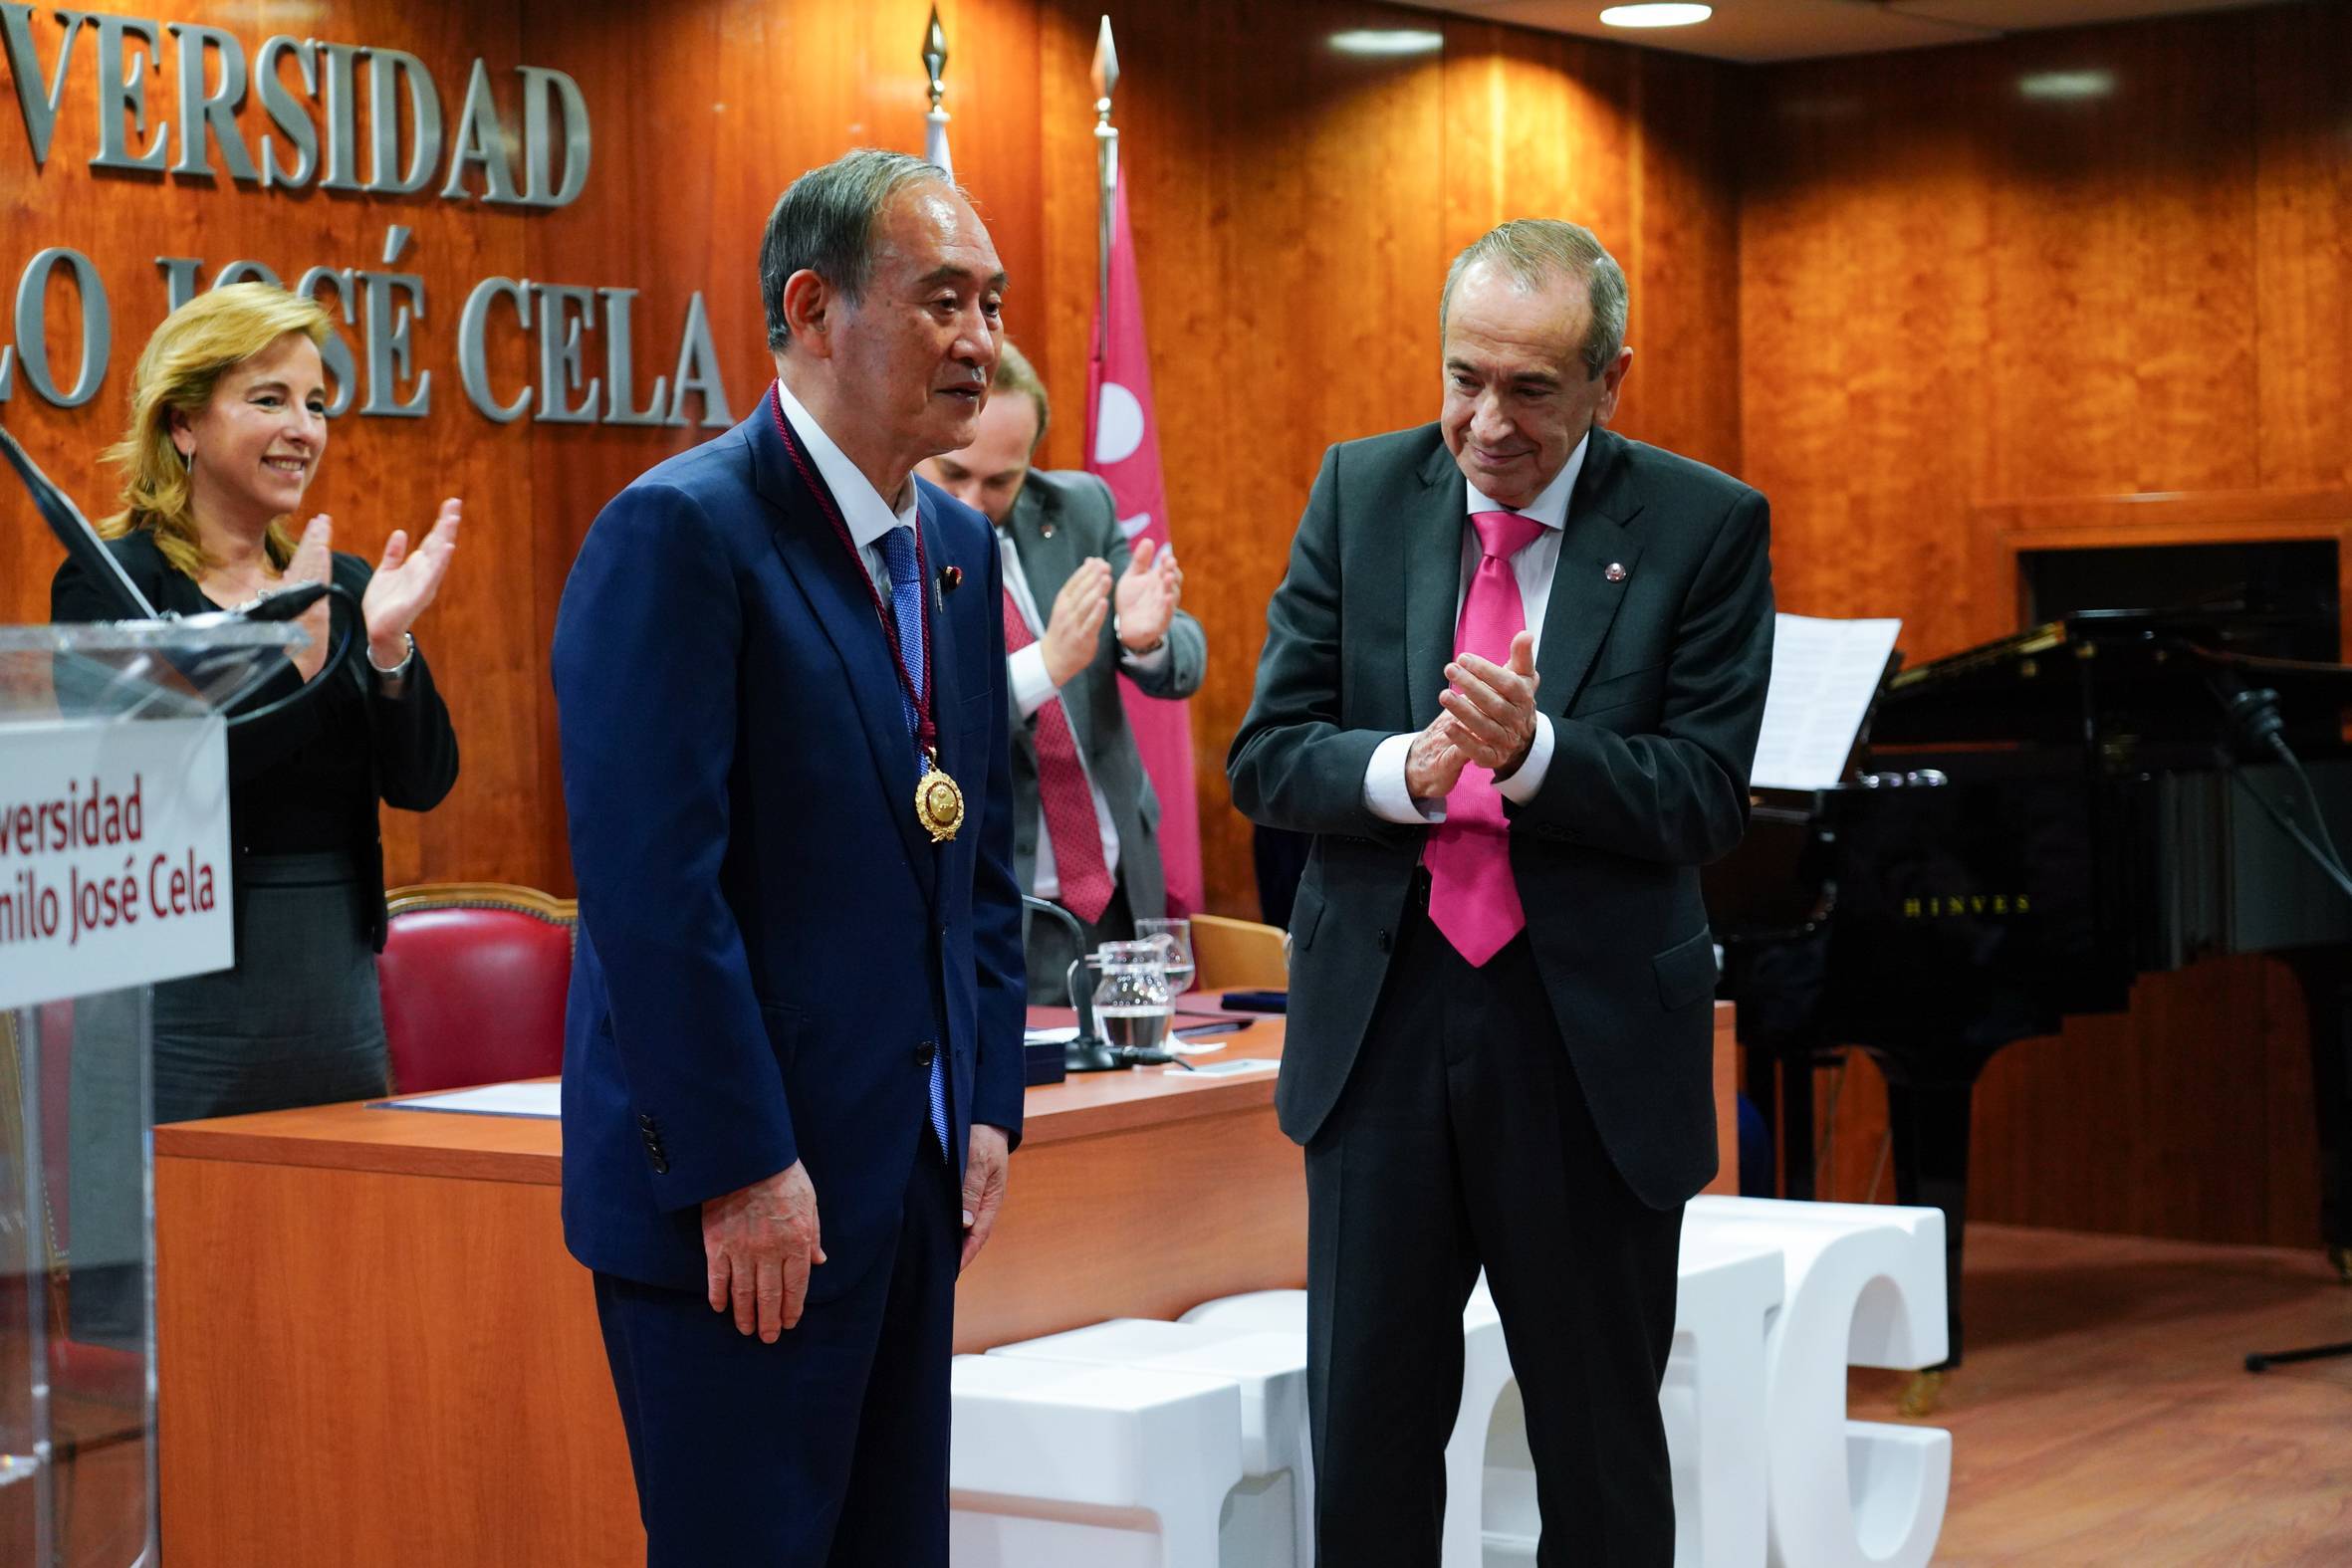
left=1750, top=614, right=1903, bottom=790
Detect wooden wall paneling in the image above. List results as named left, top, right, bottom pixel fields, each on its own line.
left=1029, top=0, right=1095, bottom=480
left=1985, top=13, right=2261, bottom=504
left=1439, top=21, right=1634, bottom=258
left=1622, top=50, right=1742, bottom=476
left=1739, top=46, right=1995, bottom=665
left=2251, top=1, right=2352, bottom=493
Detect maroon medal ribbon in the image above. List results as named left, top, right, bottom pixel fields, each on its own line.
left=770, top=382, right=939, bottom=754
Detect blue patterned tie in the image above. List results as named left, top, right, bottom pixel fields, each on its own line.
left=877, top=525, right=951, bottom=1160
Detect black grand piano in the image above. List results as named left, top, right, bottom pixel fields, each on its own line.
left=1711, top=596, right=2352, bottom=1370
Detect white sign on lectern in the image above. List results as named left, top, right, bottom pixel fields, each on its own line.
left=0, top=716, right=232, bottom=1010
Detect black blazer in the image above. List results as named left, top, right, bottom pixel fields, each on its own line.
left=1228, top=423, right=1774, bottom=1208
left=51, top=531, right=459, bottom=951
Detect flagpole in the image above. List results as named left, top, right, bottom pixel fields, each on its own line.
left=1091, top=16, right=1119, bottom=363
left=922, top=6, right=952, bottom=176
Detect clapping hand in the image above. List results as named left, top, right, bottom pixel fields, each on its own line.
left=1404, top=716, right=1474, bottom=802
left=1041, top=557, right=1113, bottom=687
left=284, top=515, right=334, bottom=683
left=1439, top=630, right=1541, bottom=779
left=1115, top=537, right=1182, bottom=654
left=361, top=498, right=461, bottom=667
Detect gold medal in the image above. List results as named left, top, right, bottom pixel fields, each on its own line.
left=915, top=749, right=966, bottom=843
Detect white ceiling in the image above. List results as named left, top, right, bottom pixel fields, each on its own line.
left=1408, top=0, right=2288, bottom=63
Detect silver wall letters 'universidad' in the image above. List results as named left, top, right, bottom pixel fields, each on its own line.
left=0, top=6, right=733, bottom=429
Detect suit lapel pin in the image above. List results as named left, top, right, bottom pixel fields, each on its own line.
left=1039, top=522, right=1055, bottom=539
left=1605, top=561, right=1628, bottom=582
left=938, top=563, right=963, bottom=593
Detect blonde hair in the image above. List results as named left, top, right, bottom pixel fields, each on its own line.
left=101, top=283, right=335, bottom=578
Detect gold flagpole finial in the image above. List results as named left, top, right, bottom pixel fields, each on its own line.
left=923, top=6, right=949, bottom=112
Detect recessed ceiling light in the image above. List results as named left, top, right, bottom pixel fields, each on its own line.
left=1330, top=29, right=1444, bottom=56
left=1599, top=4, right=1714, bottom=27
left=2018, top=70, right=2115, bottom=102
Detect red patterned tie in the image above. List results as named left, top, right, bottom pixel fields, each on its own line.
left=1002, top=586, right=1116, bottom=922
left=1424, top=509, right=1546, bottom=966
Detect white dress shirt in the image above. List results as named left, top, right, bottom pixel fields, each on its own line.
left=997, top=534, right=1122, bottom=899
left=1363, top=432, right=1590, bottom=824
left=774, top=377, right=917, bottom=603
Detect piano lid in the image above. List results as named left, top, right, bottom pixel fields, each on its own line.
left=1874, top=605, right=2352, bottom=755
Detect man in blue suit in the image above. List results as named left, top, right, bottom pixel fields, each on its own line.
left=551, top=148, right=1026, bottom=1567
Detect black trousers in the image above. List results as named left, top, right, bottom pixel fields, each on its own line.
left=592, top=1145, right=960, bottom=1568
left=1306, top=887, right=1683, bottom=1567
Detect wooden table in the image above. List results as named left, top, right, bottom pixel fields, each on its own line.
left=153, top=1005, right=1733, bottom=1567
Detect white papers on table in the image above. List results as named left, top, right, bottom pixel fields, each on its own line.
left=1024, top=1025, right=1080, bottom=1045
left=1750, top=614, right=1903, bottom=791
left=375, top=1081, right=563, bottom=1119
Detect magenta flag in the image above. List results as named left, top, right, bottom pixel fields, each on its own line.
left=1085, top=176, right=1202, bottom=916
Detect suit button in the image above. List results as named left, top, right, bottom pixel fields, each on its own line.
left=650, top=1153, right=670, bottom=1174
left=1377, top=930, right=1391, bottom=953
left=916, top=1040, right=938, bottom=1067
left=637, top=1114, right=655, bottom=1130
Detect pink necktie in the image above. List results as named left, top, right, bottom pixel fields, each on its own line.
left=1001, top=587, right=1116, bottom=923
left=1425, top=509, right=1545, bottom=967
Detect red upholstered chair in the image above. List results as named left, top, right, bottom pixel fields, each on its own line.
left=375, top=882, right=578, bottom=1093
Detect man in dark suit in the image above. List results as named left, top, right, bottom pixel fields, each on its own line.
left=551, top=149, right=1026, bottom=1567
left=919, top=340, right=1205, bottom=1000
left=1229, top=219, right=1774, bottom=1564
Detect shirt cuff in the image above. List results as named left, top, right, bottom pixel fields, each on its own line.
left=1496, top=713, right=1555, bottom=804
left=1117, top=632, right=1172, bottom=678
left=1365, top=732, right=1445, bottom=824
left=1008, top=644, right=1055, bottom=720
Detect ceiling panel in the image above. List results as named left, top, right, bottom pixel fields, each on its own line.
left=1409, top=0, right=2286, bottom=63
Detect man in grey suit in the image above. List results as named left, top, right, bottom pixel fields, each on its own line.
left=1230, top=220, right=1774, bottom=1564
left=920, top=340, right=1206, bottom=999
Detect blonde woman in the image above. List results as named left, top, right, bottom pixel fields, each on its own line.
left=51, top=281, right=460, bottom=1122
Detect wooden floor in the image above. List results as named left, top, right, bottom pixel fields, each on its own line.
left=1854, top=1224, right=2352, bottom=1565
left=43, top=1222, right=2351, bottom=1561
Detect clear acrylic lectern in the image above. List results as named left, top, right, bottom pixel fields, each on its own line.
left=1, top=620, right=299, bottom=1567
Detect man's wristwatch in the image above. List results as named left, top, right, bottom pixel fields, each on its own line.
left=367, top=632, right=417, bottom=679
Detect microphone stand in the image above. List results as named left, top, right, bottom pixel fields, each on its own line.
left=1020, top=893, right=1172, bottom=1071
left=2205, top=671, right=2352, bottom=1373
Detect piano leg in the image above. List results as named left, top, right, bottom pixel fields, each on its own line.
left=1731, top=1013, right=1820, bottom=1200
left=1873, top=1053, right=1991, bottom=1371
left=2285, top=948, right=2352, bottom=1282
